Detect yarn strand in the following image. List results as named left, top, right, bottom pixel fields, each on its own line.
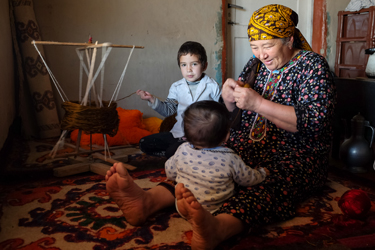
left=32, top=41, right=69, bottom=102
left=81, top=45, right=113, bottom=106
left=82, top=43, right=98, bottom=106
left=109, top=45, right=135, bottom=107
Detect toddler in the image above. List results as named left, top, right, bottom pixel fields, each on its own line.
left=165, top=100, right=267, bottom=214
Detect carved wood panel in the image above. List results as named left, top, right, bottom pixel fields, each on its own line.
left=335, top=7, right=375, bottom=77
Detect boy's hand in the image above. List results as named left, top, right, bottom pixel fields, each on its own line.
left=136, top=89, right=155, bottom=103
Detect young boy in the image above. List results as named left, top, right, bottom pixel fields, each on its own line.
left=136, top=41, right=221, bottom=158
left=165, top=100, right=267, bottom=214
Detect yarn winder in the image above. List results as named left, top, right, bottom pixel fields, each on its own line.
left=32, top=40, right=144, bottom=177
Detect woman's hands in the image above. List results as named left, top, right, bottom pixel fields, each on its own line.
left=222, top=78, right=298, bottom=132
left=136, top=89, right=155, bottom=103
left=233, top=84, right=263, bottom=112
left=222, top=78, right=262, bottom=112
left=222, top=78, right=237, bottom=112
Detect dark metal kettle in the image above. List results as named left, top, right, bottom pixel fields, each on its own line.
left=339, top=113, right=375, bottom=173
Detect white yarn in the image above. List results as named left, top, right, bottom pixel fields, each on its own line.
left=109, top=45, right=135, bottom=107
left=32, top=41, right=69, bottom=102
left=100, top=47, right=106, bottom=107
left=84, top=46, right=112, bottom=106
left=82, top=43, right=98, bottom=106
left=345, top=0, right=375, bottom=11
left=49, top=130, right=68, bottom=158
left=76, top=49, right=91, bottom=103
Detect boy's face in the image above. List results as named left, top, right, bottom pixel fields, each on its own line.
left=179, top=54, right=207, bottom=82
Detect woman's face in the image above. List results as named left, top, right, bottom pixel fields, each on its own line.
left=250, top=38, right=294, bottom=71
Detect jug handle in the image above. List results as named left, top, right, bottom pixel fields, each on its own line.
left=365, top=125, right=375, bottom=148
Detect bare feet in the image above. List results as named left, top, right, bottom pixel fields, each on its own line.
left=105, top=162, right=151, bottom=226
left=176, top=183, right=245, bottom=249
left=176, top=183, right=244, bottom=250
left=106, top=162, right=175, bottom=226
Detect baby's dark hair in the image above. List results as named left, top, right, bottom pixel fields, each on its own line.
left=183, top=100, right=231, bottom=148
left=177, top=41, right=207, bottom=67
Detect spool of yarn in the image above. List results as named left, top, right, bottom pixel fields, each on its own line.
left=61, top=101, right=119, bottom=137
left=338, top=189, right=371, bottom=219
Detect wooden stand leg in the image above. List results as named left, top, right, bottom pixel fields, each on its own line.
left=92, top=153, right=135, bottom=170
left=90, top=163, right=112, bottom=176
left=53, top=163, right=90, bottom=177
left=51, top=137, right=138, bottom=177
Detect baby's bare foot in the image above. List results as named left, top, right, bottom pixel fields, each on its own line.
left=175, top=183, right=222, bottom=250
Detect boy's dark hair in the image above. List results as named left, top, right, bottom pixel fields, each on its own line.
left=177, top=41, right=207, bottom=67
left=183, top=100, right=231, bottom=148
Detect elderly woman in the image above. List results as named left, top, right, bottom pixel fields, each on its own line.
left=105, top=4, right=336, bottom=250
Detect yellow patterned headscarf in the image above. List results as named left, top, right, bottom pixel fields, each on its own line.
left=247, top=4, right=312, bottom=51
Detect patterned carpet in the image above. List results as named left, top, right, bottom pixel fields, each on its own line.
left=0, top=139, right=375, bottom=249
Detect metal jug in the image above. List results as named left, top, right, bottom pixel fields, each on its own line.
left=365, top=48, right=375, bottom=78
left=339, top=113, right=375, bottom=173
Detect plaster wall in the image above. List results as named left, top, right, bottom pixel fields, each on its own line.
left=0, top=0, right=15, bottom=149
left=325, top=0, right=351, bottom=71
left=297, top=0, right=314, bottom=48
left=32, top=0, right=223, bottom=119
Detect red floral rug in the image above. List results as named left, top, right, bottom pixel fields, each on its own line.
left=0, top=167, right=374, bottom=250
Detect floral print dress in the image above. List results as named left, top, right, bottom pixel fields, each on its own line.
left=216, top=50, right=336, bottom=226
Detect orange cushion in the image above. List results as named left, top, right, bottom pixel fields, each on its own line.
left=143, top=117, right=163, bottom=134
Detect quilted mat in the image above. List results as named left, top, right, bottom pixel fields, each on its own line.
left=0, top=168, right=375, bottom=250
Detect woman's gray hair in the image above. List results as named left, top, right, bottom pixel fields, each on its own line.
left=281, top=36, right=303, bottom=49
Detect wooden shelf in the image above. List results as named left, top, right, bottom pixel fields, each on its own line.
left=335, top=6, right=375, bottom=78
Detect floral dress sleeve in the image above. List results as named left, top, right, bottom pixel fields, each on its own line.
left=293, top=53, right=336, bottom=139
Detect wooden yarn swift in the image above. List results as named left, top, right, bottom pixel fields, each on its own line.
left=32, top=40, right=143, bottom=177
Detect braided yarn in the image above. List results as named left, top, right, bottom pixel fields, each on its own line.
left=61, top=101, right=119, bottom=137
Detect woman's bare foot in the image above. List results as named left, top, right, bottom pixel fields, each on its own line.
left=106, top=162, right=169, bottom=226
left=106, top=162, right=175, bottom=226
